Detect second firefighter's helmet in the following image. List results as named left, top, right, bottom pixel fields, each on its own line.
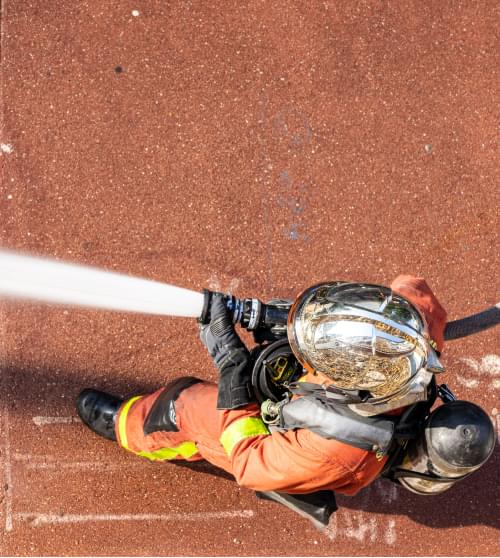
left=287, top=282, right=443, bottom=404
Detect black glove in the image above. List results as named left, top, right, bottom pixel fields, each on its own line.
left=199, top=293, right=254, bottom=410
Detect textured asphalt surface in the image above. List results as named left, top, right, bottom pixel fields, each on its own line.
left=1, top=1, right=499, bottom=555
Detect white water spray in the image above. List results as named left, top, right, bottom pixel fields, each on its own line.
left=0, top=249, right=204, bottom=318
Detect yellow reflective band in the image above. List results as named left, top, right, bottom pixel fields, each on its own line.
left=136, top=441, right=199, bottom=462
left=117, top=395, right=143, bottom=452
left=220, top=417, right=269, bottom=456
left=117, top=396, right=199, bottom=462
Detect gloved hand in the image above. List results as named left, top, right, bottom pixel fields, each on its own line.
left=199, top=293, right=245, bottom=368
left=199, top=293, right=254, bottom=409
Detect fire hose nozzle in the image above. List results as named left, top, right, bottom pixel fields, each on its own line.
left=199, top=289, right=289, bottom=332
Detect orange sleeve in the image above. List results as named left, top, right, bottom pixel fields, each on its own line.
left=217, top=406, right=367, bottom=493
left=390, top=275, right=448, bottom=352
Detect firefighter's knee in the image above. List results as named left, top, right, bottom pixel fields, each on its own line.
left=115, top=378, right=204, bottom=462
left=143, top=376, right=203, bottom=435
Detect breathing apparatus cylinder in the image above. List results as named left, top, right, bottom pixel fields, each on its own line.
left=395, top=400, right=495, bottom=495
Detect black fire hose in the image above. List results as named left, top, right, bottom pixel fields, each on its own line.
left=443, top=304, right=500, bottom=341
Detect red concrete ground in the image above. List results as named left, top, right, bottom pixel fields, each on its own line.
left=1, top=0, right=499, bottom=555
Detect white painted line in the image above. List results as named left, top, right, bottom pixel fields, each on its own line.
left=3, top=406, right=13, bottom=532
left=461, top=357, right=479, bottom=372
left=0, top=143, right=13, bottom=154
left=32, top=416, right=81, bottom=426
left=458, top=354, right=500, bottom=390
left=460, top=355, right=500, bottom=376
left=13, top=454, right=145, bottom=471
left=16, top=510, right=254, bottom=527
left=385, top=519, right=397, bottom=545
left=24, top=462, right=135, bottom=471
left=323, top=514, right=337, bottom=540
left=344, top=513, right=377, bottom=542
left=481, top=355, right=500, bottom=376
left=456, top=377, right=479, bottom=388
left=322, top=512, right=397, bottom=545
left=14, top=453, right=65, bottom=462
left=375, top=479, right=399, bottom=504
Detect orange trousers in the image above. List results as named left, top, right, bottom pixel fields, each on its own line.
left=115, top=381, right=231, bottom=470
left=115, top=380, right=388, bottom=495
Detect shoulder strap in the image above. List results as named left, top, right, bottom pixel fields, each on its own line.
left=278, top=396, right=398, bottom=453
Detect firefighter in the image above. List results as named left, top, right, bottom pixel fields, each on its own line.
left=76, top=275, right=494, bottom=520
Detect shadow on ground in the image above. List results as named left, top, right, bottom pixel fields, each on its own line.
left=336, top=446, right=500, bottom=530
left=1, top=362, right=498, bottom=529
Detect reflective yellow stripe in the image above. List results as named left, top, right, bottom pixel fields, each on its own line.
left=117, top=395, right=199, bottom=462
left=220, top=417, right=269, bottom=456
left=136, top=441, right=199, bottom=462
left=118, top=395, right=142, bottom=451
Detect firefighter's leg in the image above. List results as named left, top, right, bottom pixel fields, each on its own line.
left=113, top=379, right=235, bottom=471
left=78, top=380, right=338, bottom=528
left=77, top=377, right=205, bottom=463
left=77, top=378, right=232, bottom=467
left=116, top=377, right=205, bottom=462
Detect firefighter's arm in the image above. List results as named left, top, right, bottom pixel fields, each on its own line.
left=199, top=293, right=253, bottom=410
left=391, top=275, right=447, bottom=353
left=217, top=406, right=351, bottom=493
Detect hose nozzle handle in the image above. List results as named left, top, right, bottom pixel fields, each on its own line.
left=199, top=289, right=214, bottom=324
left=199, top=289, right=240, bottom=325
left=199, top=289, right=289, bottom=331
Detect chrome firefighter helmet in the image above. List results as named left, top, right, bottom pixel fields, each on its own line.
left=396, top=400, right=495, bottom=494
left=287, top=282, right=444, bottom=409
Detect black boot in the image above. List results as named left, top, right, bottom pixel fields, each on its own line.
left=76, top=389, right=123, bottom=441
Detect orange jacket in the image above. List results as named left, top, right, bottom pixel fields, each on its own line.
left=215, top=275, right=447, bottom=495
left=217, top=395, right=387, bottom=495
